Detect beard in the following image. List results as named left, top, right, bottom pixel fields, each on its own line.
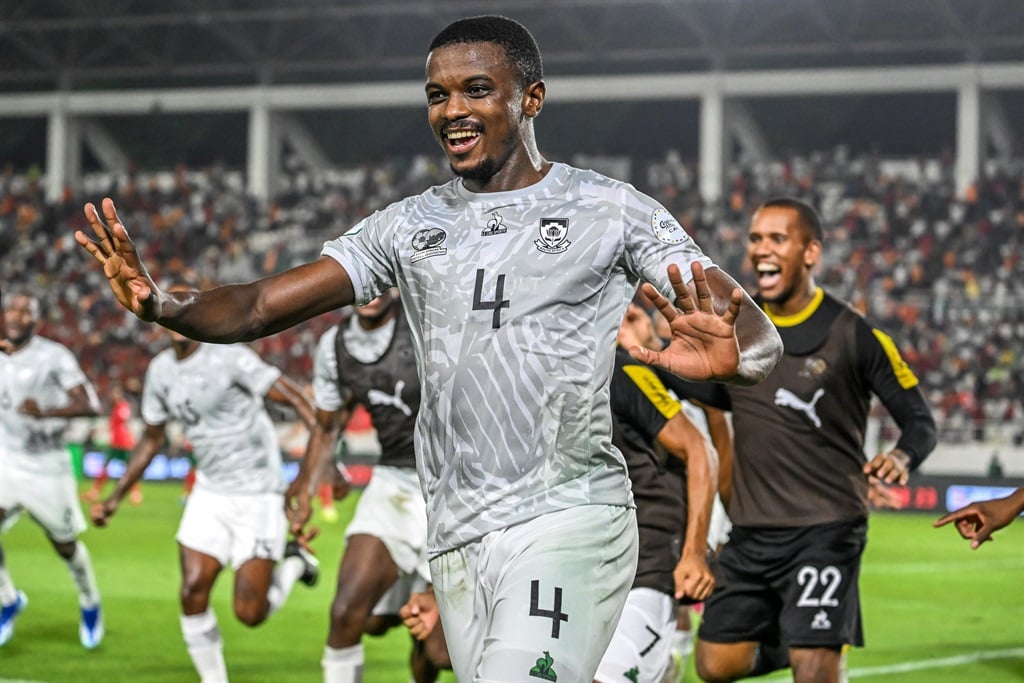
left=450, top=156, right=499, bottom=183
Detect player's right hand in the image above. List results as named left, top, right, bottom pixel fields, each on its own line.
left=91, top=499, right=118, bottom=527
left=76, top=198, right=163, bottom=322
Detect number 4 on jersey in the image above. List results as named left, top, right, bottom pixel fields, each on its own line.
left=473, top=269, right=510, bottom=329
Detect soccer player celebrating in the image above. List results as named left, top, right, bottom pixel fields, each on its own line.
left=91, top=285, right=319, bottom=683
left=0, top=288, right=105, bottom=649
left=690, top=198, right=938, bottom=683
left=287, top=290, right=443, bottom=683
left=594, top=303, right=718, bottom=683
left=77, top=16, right=781, bottom=681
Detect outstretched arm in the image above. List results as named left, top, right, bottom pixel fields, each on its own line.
left=934, top=487, right=1024, bottom=549
left=76, top=198, right=356, bottom=342
left=632, top=262, right=782, bottom=386
left=92, top=423, right=166, bottom=527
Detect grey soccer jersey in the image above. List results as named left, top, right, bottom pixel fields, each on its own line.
left=0, top=335, right=99, bottom=475
left=140, top=343, right=284, bottom=495
left=322, top=162, right=714, bottom=555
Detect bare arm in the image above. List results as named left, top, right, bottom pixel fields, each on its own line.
left=701, top=402, right=733, bottom=508
left=92, top=422, right=167, bottom=526
left=20, top=384, right=100, bottom=419
left=266, top=376, right=316, bottom=430
left=657, top=412, right=718, bottom=602
left=76, top=198, right=356, bottom=342
left=285, top=404, right=350, bottom=544
left=632, top=263, right=782, bottom=386
left=934, top=487, right=1024, bottom=549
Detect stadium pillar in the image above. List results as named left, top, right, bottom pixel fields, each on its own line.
left=955, top=78, right=982, bottom=199
left=699, top=79, right=726, bottom=203
left=45, top=102, right=81, bottom=203
left=247, top=95, right=280, bottom=200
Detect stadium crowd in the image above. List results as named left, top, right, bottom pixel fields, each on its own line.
left=1, top=149, right=1022, bottom=446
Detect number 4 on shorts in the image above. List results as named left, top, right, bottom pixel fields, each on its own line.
left=529, top=579, right=568, bottom=638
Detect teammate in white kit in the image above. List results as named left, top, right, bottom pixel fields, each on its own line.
left=0, top=289, right=105, bottom=649
left=77, top=16, right=782, bottom=682
left=91, top=285, right=318, bottom=683
left=287, top=290, right=444, bottom=683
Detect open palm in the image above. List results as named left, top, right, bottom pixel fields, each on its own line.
left=631, top=262, right=741, bottom=381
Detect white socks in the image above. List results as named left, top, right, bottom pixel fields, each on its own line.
left=267, top=555, right=304, bottom=616
left=181, top=610, right=228, bottom=683
left=65, top=541, right=101, bottom=608
left=671, top=627, right=694, bottom=673
left=322, top=643, right=364, bottom=683
left=0, top=562, right=17, bottom=605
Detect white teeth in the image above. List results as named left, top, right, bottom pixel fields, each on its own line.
left=756, top=264, right=780, bottom=273
left=446, top=130, right=478, bottom=140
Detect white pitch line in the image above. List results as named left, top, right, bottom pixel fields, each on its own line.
left=863, top=556, right=1024, bottom=575
left=0, top=678, right=52, bottom=683
left=758, top=647, right=1024, bottom=680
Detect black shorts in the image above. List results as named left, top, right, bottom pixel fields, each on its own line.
left=698, top=518, right=867, bottom=649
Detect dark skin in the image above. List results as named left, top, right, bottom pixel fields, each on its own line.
left=695, top=205, right=909, bottom=683
left=283, top=294, right=438, bottom=681
left=91, top=330, right=315, bottom=626
left=1, top=293, right=100, bottom=560
left=74, top=42, right=778, bottom=389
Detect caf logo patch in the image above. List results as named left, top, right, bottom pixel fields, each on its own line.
left=651, top=208, right=690, bottom=245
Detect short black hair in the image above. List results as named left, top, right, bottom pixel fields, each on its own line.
left=429, top=15, right=543, bottom=88
left=758, top=197, right=823, bottom=242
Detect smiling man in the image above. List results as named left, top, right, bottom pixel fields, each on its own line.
left=76, top=16, right=781, bottom=682
left=690, top=198, right=938, bottom=683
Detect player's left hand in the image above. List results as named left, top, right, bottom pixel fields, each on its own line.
left=673, top=552, right=715, bottom=603
left=401, top=590, right=440, bottom=641
left=631, top=262, right=742, bottom=382
left=18, top=398, right=43, bottom=417
left=863, top=448, right=911, bottom=485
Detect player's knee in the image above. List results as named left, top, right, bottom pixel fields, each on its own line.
left=329, top=593, right=372, bottom=633
left=233, top=599, right=269, bottom=628
left=363, top=614, right=398, bottom=636
left=179, top=580, right=210, bottom=612
left=694, top=646, right=743, bottom=683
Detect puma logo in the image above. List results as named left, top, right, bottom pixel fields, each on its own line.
left=774, top=387, right=825, bottom=428
left=367, top=380, right=412, bottom=416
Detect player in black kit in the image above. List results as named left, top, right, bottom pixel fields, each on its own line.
left=691, top=198, right=937, bottom=683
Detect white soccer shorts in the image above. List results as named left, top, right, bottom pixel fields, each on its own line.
left=176, top=487, right=287, bottom=569
left=429, top=504, right=639, bottom=683
left=0, top=464, right=85, bottom=543
left=345, top=465, right=429, bottom=577
left=594, top=587, right=677, bottom=683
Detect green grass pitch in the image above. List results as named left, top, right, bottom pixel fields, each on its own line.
left=0, top=482, right=1021, bottom=682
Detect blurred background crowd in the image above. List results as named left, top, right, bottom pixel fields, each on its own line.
left=2, top=148, right=1022, bottom=461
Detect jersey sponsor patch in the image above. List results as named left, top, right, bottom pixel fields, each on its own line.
left=535, top=218, right=571, bottom=254
left=872, top=329, right=919, bottom=389
left=651, top=208, right=690, bottom=245
left=410, top=227, right=447, bottom=262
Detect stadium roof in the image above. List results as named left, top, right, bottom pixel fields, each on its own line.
left=2, top=0, right=1023, bottom=91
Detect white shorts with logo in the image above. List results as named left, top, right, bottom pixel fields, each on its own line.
left=176, top=487, right=287, bottom=570
left=429, top=504, right=639, bottom=683
left=594, top=587, right=677, bottom=683
left=345, top=465, right=430, bottom=614
left=0, top=463, right=85, bottom=543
